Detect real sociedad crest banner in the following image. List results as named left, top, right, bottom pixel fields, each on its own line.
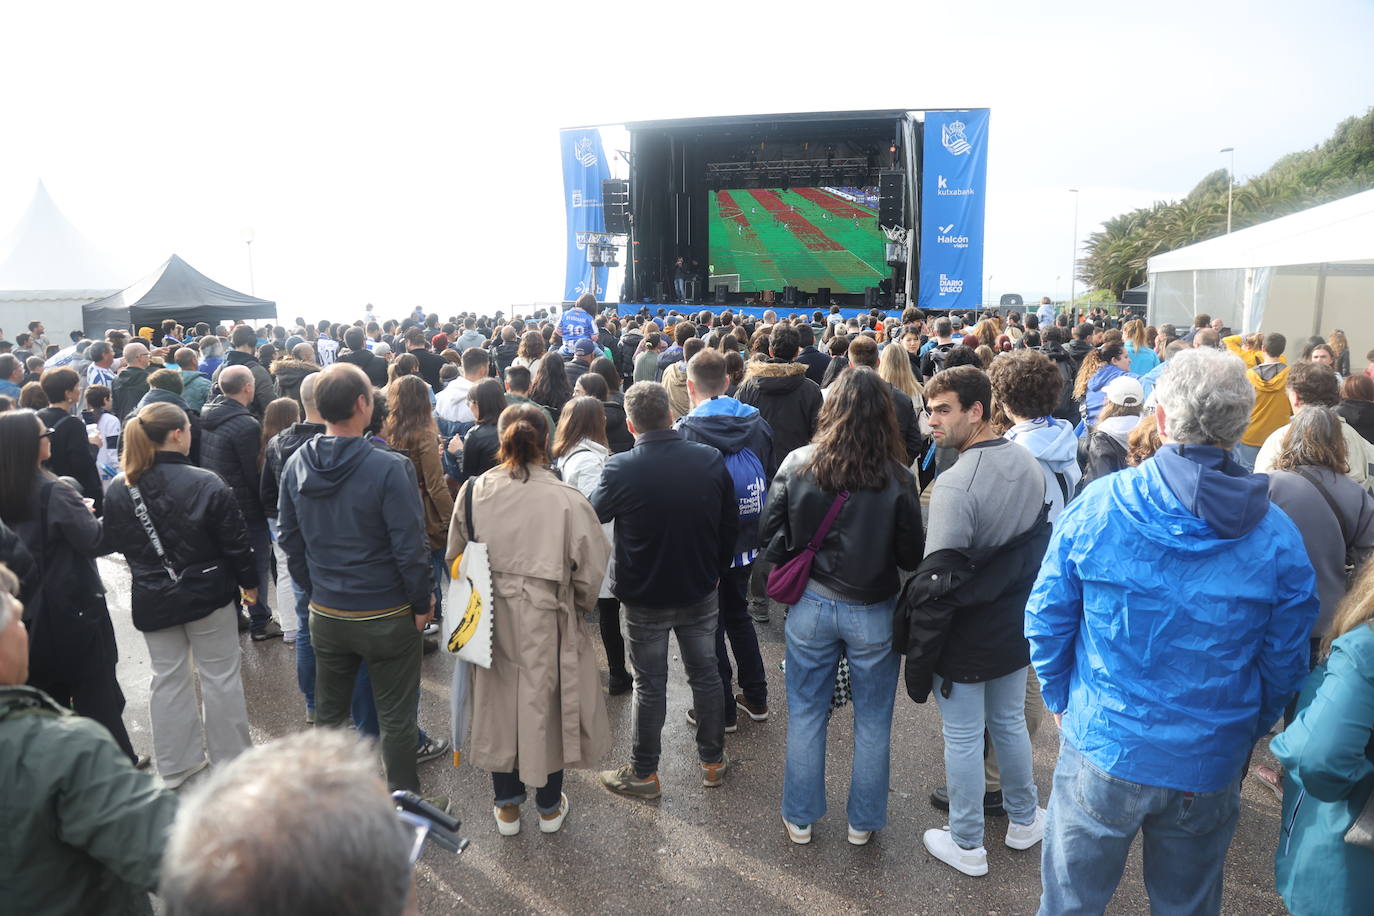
left=918, top=109, right=989, bottom=311
left=561, top=129, right=611, bottom=302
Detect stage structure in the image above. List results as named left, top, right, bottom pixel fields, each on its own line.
left=563, top=109, right=989, bottom=312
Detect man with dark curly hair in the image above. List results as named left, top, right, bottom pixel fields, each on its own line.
left=989, top=349, right=1082, bottom=520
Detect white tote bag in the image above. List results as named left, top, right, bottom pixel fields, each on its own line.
left=444, top=484, right=493, bottom=669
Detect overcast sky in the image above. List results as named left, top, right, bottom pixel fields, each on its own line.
left=1, top=0, right=1371, bottom=321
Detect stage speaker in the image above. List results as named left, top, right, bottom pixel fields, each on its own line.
left=782, top=285, right=798, bottom=306
left=864, top=286, right=879, bottom=309
left=714, top=285, right=727, bottom=305
left=602, top=179, right=630, bottom=234
left=878, top=171, right=904, bottom=229
left=816, top=287, right=831, bottom=306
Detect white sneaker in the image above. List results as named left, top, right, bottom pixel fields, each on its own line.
left=783, top=817, right=812, bottom=845
left=1005, top=806, right=1047, bottom=850
left=539, top=793, right=570, bottom=834
left=423, top=621, right=440, bottom=637
left=847, top=824, right=873, bottom=846
left=922, top=826, right=989, bottom=877
left=161, top=759, right=209, bottom=790
left=494, top=803, right=521, bottom=836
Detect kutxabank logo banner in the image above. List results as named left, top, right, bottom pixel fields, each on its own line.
left=562, top=129, right=611, bottom=301
left=919, top=110, right=989, bottom=311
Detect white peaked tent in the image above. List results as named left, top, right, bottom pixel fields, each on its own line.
left=1148, top=189, right=1374, bottom=360
left=0, top=182, right=125, bottom=338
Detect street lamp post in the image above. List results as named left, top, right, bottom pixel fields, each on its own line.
left=1219, top=147, right=1235, bottom=233
left=241, top=227, right=256, bottom=295
left=1068, top=189, right=1080, bottom=319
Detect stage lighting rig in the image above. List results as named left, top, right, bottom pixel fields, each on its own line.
left=578, top=231, right=622, bottom=268
left=882, top=225, right=910, bottom=266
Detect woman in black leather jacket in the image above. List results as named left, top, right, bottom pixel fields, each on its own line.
left=102, top=401, right=258, bottom=788
left=760, top=368, right=923, bottom=847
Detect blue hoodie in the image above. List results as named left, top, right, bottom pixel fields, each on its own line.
left=1026, top=443, right=1318, bottom=793
left=1005, top=417, right=1081, bottom=522
left=1076, top=364, right=1134, bottom=435
left=676, top=396, right=774, bottom=562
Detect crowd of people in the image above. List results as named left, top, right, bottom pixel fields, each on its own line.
left=0, top=296, right=1371, bottom=914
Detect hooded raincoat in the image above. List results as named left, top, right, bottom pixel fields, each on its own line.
left=1271, top=624, right=1374, bottom=916
left=1026, top=444, right=1319, bottom=792
left=677, top=396, right=775, bottom=560
left=1242, top=362, right=1292, bottom=448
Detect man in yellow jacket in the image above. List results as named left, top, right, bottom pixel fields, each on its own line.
left=1235, top=333, right=1291, bottom=470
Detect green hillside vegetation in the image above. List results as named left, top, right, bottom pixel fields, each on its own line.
left=1080, top=107, right=1374, bottom=299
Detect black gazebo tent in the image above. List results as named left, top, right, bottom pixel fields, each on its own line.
left=82, top=254, right=275, bottom=333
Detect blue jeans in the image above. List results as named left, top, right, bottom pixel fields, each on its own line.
left=246, top=518, right=274, bottom=632
left=933, top=667, right=1038, bottom=848
left=292, top=583, right=314, bottom=710
left=1039, top=739, right=1241, bottom=915
left=782, top=587, right=899, bottom=832
left=430, top=548, right=448, bottom=621
left=1232, top=442, right=1260, bottom=472
left=493, top=769, right=564, bottom=814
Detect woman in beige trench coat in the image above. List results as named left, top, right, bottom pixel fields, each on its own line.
left=447, top=402, right=611, bottom=836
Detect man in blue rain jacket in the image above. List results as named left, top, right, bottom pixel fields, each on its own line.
left=1025, top=348, right=1318, bottom=916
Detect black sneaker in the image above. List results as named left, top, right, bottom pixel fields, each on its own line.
left=929, top=785, right=1006, bottom=817
left=250, top=620, right=283, bottom=642
left=607, top=671, right=634, bottom=696
left=685, top=707, right=737, bottom=733
left=416, top=736, right=451, bottom=765
left=237, top=612, right=251, bottom=633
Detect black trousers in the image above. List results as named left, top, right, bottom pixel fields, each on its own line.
left=28, top=615, right=137, bottom=763
left=597, top=597, right=627, bottom=676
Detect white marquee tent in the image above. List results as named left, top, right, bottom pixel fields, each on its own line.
left=0, top=182, right=125, bottom=338
left=1148, top=188, right=1374, bottom=360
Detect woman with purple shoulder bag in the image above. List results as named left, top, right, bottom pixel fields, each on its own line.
left=759, top=367, right=924, bottom=847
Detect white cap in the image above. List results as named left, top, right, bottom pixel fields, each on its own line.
left=1104, top=374, right=1145, bottom=407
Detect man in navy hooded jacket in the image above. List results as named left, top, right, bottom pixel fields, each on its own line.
left=677, top=349, right=774, bottom=727
left=1025, top=347, right=1318, bottom=916
left=277, top=364, right=434, bottom=795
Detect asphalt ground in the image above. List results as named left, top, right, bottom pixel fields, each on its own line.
left=98, top=556, right=1291, bottom=915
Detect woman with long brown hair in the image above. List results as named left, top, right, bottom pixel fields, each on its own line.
left=552, top=396, right=627, bottom=693
left=101, top=401, right=258, bottom=783
left=1328, top=328, right=1351, bottom=377
left=382, top=374, right=453, bottom=634
left=760, top=368, right=923, bottom=845
left=259, top=396, right=301, bottom=643
left=529, top=350, right=574, bottom=421
left=1270, top=558, right=1374, bottom=914
left=447, top=403, right=611, bottom=836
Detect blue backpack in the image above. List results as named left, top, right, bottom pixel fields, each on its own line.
left=722, top=445, right=767, bottom=528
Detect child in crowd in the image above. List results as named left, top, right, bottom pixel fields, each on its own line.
left=84, top=384, right=122, bottom=486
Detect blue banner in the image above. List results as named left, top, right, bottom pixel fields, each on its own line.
left=918, top=109, right=989, bottom=311
left=560, top=129, right=611, bottom=301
